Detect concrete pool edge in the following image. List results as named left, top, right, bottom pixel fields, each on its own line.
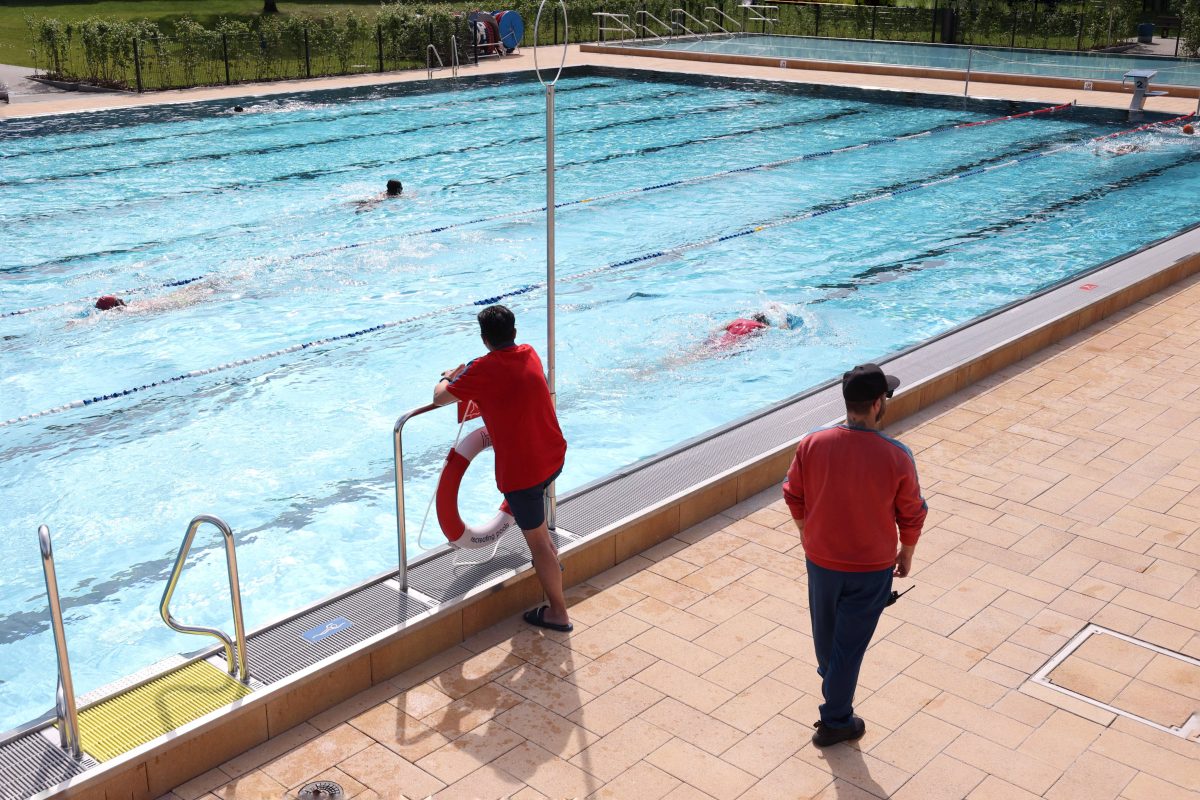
left=580, top=41, right=1200, bottom=100
left=12, top=219, right=1200, bottom=800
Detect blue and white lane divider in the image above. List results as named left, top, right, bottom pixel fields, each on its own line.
left=1, top=103, right=1073, bottom=321
left=3, top=109, right=1181, bottom=431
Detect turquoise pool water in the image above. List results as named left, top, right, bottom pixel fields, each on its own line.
left=2, top=67, right=1198, bottom=733
left=621, top=33, right=1200, bottom=87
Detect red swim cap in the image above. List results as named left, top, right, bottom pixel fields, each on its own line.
left=95, top=295, right=125, bottom=310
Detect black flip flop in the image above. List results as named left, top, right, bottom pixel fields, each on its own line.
left=523, top=605, right=573, bottom=633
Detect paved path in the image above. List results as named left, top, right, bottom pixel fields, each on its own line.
left=167, top=272, right=1200, bottom=799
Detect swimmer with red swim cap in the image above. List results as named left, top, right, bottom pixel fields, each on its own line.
left=95, top=295, right=126, bottom=311
left=1183, top=124, right=1194, bottom=135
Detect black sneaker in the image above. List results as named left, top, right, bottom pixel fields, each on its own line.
left=811, top=716, right=866, bottom=747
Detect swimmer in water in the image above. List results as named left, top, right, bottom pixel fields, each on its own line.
left=1184, top=124, right=1194, bottom=135
left=354, top=180, right=404, bottom=213
left=74, top=280, right=221, bottom=327
left=657, top=306, right=798, bottom=371
left=95, top=295, right=126, bottom=311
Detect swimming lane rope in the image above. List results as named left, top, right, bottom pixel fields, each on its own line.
left=1, top=102, right=1072, bottom=321
left=5, top=111, right=1181, bottom=430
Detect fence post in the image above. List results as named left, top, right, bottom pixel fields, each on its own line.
left=222, top=32, right=231, bottom=85
left=871, top=5, right=878, bottom=39
left=303, top=26, right=311, bottom=78
left=377, top=25, right=384, bottom=72
left=814, top=3, right=820, bottom=36
left=1009, top=7, right=1017, bottom=47
left=132, top=37, right=143, bottom=93
left=1075, top=12, right=1083, bottom=50
left=554, top=11, right=560, bottom=45
left=931, top=0, right=938, bottom=43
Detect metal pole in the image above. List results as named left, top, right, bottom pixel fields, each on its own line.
left=545, top=81, right=558, bottom=531
left=39, top=525, right=83, bottom=760
left=304, top=26, right=311, bottom=78
left=931, top=0, right=938, bottom=43
left=132, top=38, right=143, bottom=93
left=815, top=3, right=820, bottom=36
left=223, top=33, right=231, bottom=85
left=1076, top=12, right=1083, bottom=50
left=377, top=25, right=385, bottom=72
left=871, top=5, right=878, bottom=40
left=1010, top=6, right=1017, bottom=48
left=964, top=46, right=973, bottom=96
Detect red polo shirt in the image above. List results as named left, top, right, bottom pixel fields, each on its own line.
left=446, top=344, right=567, bottom=493
left=782, top=424, right=927, bottom=572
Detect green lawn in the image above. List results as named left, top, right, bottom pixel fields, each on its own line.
left=0, top=1, right=389, bottom=67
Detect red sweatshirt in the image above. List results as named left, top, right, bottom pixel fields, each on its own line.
left=782, top=424, right=927, bottom=572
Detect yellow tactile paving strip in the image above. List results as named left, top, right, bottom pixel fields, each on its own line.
left=165, top=274, right=1200, bottom=800
left=75, top=660, right=252, bottom=762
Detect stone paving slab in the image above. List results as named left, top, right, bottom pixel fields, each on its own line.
left=165, top=271, right=1200, bottom=799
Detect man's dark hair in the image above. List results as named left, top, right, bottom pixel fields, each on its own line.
left=478, top=305, right=516, bottom=347
left=751, top=312, right=769, bottom=324
left=386, top=179, right=403, bottom=196
left=845, top=398, right=877, bottom=417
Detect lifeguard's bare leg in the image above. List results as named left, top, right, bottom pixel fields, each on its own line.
left=523, top=522, right=569, bottom=626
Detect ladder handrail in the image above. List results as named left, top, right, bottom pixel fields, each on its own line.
left=38, top=525, right=82, bottom=759
left=635, top=9, right=673, bottom=40
left=159, top=514, right=249, bottom=683
left=744, top=3, right=779, bottom=23
left=592, top=12, right=639, bottom=42
left=705, top=6, right=743, bottom=31
left=450, top=35, right=460, bottom=77
left=393, top=402, right=442, bottom=591
left=671, top=8, right=711, bottom=35
left=426, top=43, right=445, bottom=80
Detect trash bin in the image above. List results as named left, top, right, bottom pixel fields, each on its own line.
left=1137, top=22, right=1155, bottom=44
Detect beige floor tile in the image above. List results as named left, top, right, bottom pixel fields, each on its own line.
left=567, top=675, right=663, bottom=736
left=260, top=724, right=374, bottom=789
left=944, top=732, right=1063, bottom=795
left=648, top=555, right=700, bottom=581
left=685, top=581, right=768, bottom=624
left=624, top=596, right=714, bottom=640
left=856, top=639, right=922, bottom=692
left=629, top=627, right=724, bottom=675
left=646, top=738, right=756, bottom=800
left=220, top=724, right=323, bottom=779
left=634, top=661, right=733, bottom=714
left=494, top=662, right=595, bottom=717
left=338, top=743, right=445, bottom=800
left=1137, top=652, right=1200, bottom=701
left=1044, top=750, right=1137, bottom=800
left=1119, top=771, right=1200, bottom=800
left=496, top=699, right=601, bottom=758
left=587, top=556, right=656, bottom=590
left=563, top=642, right=657, bottom=696
left=421, top=683, right=525, bottom=739
left=640, top=697, right=743, bottom=756
left=567, top=583, right=646, bottom=627
left=904, top=656, right=1007, bottom=707
left=969, top=658, right=1029, bottom=689
left=1047, top=654, right=1133, bottom=704
left=924, top=693, right=1033, bottom=749
left=430, top=646, right=524, bottom=699
left=568, top=717, right=672, bottom=782
left=724, top=516, right=799, bottom=552
left=891, top=753, right=986, bottom=800
left=930, top=576, right=1006, bottom=619
left=174, top=768, right=234, bottom=800
left=679, top=553, right=759, bottom=593
left=712, top=675, right=803, bottom=734
left=390, top=646, right=474, bottom=692
left=492, top=741, right=601, bottom=800
left=966, top=775, right=1044, bottom=800
left=887, top=624, right=986, bottom=671
left=212, top=770, right=288, bottom=800
left=349, top=701, right=452, bottom=762
left=586, top=761, right=680, bottom=800
left=389, top=682, right=455, bottom=721
left=950, top=606, right=1027, bottom=652
left=794, top=736, right=913, bottom=798
left=622, top=569, right=710, bottom=609
left=718, top=714, right=807, bottom=778
left=692, top=609, right=779, bottom=657
left=738, top=567, right=810, bottom=607
left=1111, top=679, right=1196, bottom=727
left=414, top=719, right=525, bottom=786
left=737, top=756, right=834, bottom=800
left=570, top=612, right=653, bottom=660
left=505, top=629, right=593, bottom=679
left=309, top=682, right=402, bottom=733
left=855, top=673, right=941, bottom=731
left=431, top=764, right=526, bottom=800
left=701, top=642, right=789, bottom=693
left=757, top=625, right=816, bottom=662
left=868, top=711, right=963, bottom=775
left=661, top=783, right=718, bottom=800
left=674, top=531, right=748, bottom=568
left=1017, top=709, right=1104, bottom=769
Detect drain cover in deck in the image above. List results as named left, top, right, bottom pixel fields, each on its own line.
left=1033, top=624, right=1200, bottom=740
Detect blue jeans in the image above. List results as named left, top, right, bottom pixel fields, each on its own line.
left=806, top=559, right=894, bottom=728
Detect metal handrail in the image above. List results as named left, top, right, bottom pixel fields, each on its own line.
left=426, top=43, right=444, bottom=80
left=38, top=525, right=83, bottom=759
left=635, top=10, right=673, bottom=40
left=393, top=403, right=442, bottom=591
left=671, top=8, right=711, bottom=36
left=745, top=3, right=779, bottom=24
left=705, top=6, right=742, bottom=32
left=160, top=515, right=249, bottom=683
left=593, top=12, right=638, bottom=43
left=450, top=35, right=460, bottom=78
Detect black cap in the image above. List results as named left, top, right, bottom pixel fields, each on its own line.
left=842, top=363, right=900, bottom=402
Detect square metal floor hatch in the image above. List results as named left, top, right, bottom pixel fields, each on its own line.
left=1032, top=624, right=1200, bottom=740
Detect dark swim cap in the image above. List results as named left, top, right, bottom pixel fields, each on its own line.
left=95, top=295, right=126, bottom=310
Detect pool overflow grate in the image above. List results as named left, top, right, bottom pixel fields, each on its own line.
left=1032, top=624, right=1200, bottom=740
left=0, top=733, right=89, bottom=800
left=242, top=581, right=429, bottom=685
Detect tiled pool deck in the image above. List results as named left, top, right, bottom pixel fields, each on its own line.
left=158, top=272, right=1200, bottom=799
left=6, top=47, right=1198, bottom=800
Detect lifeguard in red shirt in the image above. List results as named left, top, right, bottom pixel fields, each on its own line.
left=434, top=304, right=572, bottom=632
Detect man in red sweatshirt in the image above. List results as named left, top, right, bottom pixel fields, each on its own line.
left=782, top=363, right=926, bottom=747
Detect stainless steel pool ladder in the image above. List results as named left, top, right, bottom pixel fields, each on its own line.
left=160, top=515, right=249, bottom=683
left=635, top=10, right=674, bottom=40
left=744, top=4, right=779, bottom=26
left=450, top=35, right=460, bottom=78
left=426, top=44, right=445, bottom=80
left=670, top=8, right=710, bottom=38
left=39, top=525, right=83, bottom=760
left=703, top=7, right=742, bottom=35
left=593, top=12, right=638, bottom=43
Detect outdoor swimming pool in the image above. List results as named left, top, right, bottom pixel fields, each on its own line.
left=2, top=66, right=1199, bottom=734
left=614, top=33, right=1200, bottom=87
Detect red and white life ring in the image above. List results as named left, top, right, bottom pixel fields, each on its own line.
left=436, top=427, right=513, bottom=549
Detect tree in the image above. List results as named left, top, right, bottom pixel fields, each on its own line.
left=263, top=0, right=279, bottom=13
